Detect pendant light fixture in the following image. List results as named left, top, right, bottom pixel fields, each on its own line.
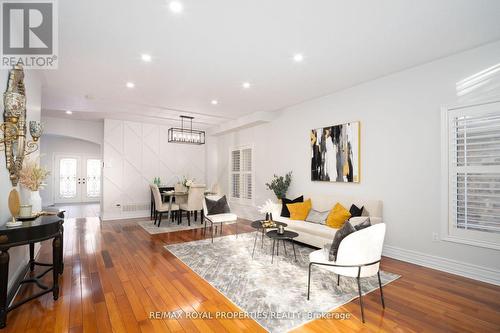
left=168, top=115, right=205, bottom=145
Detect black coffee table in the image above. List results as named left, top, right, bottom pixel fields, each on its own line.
left=266, top=230, right=299, bottom=263
left=250, top=220, right=287, bottom=258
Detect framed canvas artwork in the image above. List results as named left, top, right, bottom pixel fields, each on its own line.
left=310, top=121, right=360, bottom=183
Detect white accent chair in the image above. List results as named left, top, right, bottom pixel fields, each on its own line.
left=202, top=195, right=238, bottom=242
left=307, top=223, right=386, bottom=323
left=150, top=184, right=180, bottom=227
left=179, top=184, right=206, bottom=226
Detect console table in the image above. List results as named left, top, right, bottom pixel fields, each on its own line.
left=0, top=213, right=64, bottom=328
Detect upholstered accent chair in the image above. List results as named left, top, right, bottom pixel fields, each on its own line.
left=307, top=223, right=386, bottom=323
left=150, top=184, right=180, bottom=227
left=202, top=195, right=238, bottom=242
left=179, top=184, right=206, bottom=225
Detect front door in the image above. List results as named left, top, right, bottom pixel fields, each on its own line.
left=55, top=154, right=101, bottom=203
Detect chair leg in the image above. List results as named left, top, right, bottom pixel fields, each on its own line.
left=201, top=210, right=204, bottom=224
left=377, top=271, right=385, bottom=309
left=337, top=275, right=340, bottom=286
left=158, top=213, right=163, bottom=227
left=357, top=277, right=365, bottom=323
left=187, top=211, right=191, bottom=226
left=153, top=211, right=157, bottom=225
left=194, top=210, right=197, bottom=221
left=307, top=263, right=312, bottom=300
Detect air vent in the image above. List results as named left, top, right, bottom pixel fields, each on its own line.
left=122, top=203, right=149, bottom=212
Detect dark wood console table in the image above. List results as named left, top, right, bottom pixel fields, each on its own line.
left=0, top=213, right=64, bottom=328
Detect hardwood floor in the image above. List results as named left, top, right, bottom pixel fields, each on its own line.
left=2, top=217, right=500, bottom=333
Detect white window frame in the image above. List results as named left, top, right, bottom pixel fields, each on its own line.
left=229, top=145, right=254, bottom=205
left=440, top=99, right=500, bottom=250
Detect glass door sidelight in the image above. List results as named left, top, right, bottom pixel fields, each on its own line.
left=55, top=155, right=101, bottom=203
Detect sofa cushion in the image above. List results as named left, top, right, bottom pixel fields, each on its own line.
left=349, top=204, right=364, bottom=217
left=305, top=209, right=330, bottom=224
left=280, top=196, right=303, bottom=217
left=326, top=203, right=351, bottom=228
left=354, top=217, right=371, bottom=231
left=283, top=219, right=337, bottom=238
left=287, top=199, right=312, bottom=220
left=329, top=221, right=355, bottom=261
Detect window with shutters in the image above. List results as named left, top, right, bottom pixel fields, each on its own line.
left=230, top=146, right=253, bottom=203
left=443, top=100, right=500, bottom=250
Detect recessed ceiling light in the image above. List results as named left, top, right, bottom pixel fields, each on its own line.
left=293, top=53, right=304, bottom=62
left=211, top=100, right=218, bottom=105
left=65, top=110, right=72, bottom=115
left=169, top=1, right=183, bottom=13
left=126, top=82, right=135, bottom=88
left=141, top=54, right=152, bottom=62
left=242, top=82, right=251, bottom=89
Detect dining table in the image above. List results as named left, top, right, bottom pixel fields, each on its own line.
left=161, top=190, right=219, bottom=222
left=161, top=191, right=188, bottom=221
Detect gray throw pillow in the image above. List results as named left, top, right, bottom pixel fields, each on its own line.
left=305, top=209, right=329, bottom=224
left=205, top=196, right=230, bottom=215
left=329, top=222, right=355, bottom=261
left=354, top=217, right=371, bottom=231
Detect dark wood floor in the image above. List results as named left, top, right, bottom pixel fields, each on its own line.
left=2, top=216, right=500, bottom=333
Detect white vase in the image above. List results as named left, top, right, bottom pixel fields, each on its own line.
left=30, top=190, right=42, bottom=214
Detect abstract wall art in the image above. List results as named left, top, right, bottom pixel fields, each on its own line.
left=310, top=121, right=360, bottom=183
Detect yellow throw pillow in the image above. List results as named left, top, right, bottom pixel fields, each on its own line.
left=287, top=199, right=312, bottom=220
left=326, top=203, right=352, bottom=228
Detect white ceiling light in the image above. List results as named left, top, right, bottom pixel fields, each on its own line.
left=211, top=100, right=218, bottom=105
left=293, top=53, right=304, bottom=62
left=65, top=110, right=72, bottom=115
left=169, top=1, right=183, bottom=13
left=126, top=81, right=135, bottom=88
left=242, top=82, right=251, bottom=89
left=141, top=54, right=152, bottom=62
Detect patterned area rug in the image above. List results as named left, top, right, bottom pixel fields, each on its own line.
left=137, top=218, right=205, bottom=234
left=137, top=218, right=237, bottom=235
left=165, top=232, right=401, bottom=333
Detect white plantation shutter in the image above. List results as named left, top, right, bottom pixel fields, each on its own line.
left=446, top=101, right=500, bottom=248
left=230, top=147, right=253, bottom=202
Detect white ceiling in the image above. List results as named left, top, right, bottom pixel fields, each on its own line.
left=40, top=0, right=500, bottom=128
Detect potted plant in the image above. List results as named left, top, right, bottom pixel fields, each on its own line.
left=19, top=160, right=50, bottom=214
left=265, top=171, right=292, bottom=200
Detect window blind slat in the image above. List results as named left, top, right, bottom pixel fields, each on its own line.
left=449, top=109, right=500, bottom=235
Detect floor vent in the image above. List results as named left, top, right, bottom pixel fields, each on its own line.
left=122, top=203, right=150, bottom=212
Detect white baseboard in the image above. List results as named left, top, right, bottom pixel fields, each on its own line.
left=383, top=245, right=500, bottom=286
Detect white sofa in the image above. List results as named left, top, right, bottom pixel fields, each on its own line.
left=270, top=195, right=383, bottom=248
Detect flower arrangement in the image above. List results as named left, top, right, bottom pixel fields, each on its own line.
left=265, top=171, right=292, bottom=199
left=19, top=160, right=50, bottom=191
left=182, top=176, right=195, bottom=188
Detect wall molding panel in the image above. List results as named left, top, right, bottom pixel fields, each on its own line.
left=103, top=119, right=206, bottom=220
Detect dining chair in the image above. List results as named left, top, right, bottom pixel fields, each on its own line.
left=202, top=194, right=238, bottom=243
left=307, top=223, right=386, bottom=323
left=150, top=184, right=180, bottom=227
left=179, top=184, right=206, bottom=225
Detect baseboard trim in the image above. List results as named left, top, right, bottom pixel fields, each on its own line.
left=383, top=245, right=500, bottom=286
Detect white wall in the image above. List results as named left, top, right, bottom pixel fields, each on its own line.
left=0, top=68, right=42, bottom=289
left=102, top=119, right=206, bottom=220
left=211, top=41, right=500, bottom=282
left=40, top=135, right=101, bottom=205
left=42, top=116, right=103, bottom=145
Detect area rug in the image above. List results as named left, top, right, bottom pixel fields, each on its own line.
left=165, top=232, right=401, bottom=333
left=137, top=218, right=205, bottom=234
left=137, top=218, right=237, bottom=235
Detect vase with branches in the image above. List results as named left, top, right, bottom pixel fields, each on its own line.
left=19, top=159, right=50, bottom=214
left=265, top=171, right=292, bottom=200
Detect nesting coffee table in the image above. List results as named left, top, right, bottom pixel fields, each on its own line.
left=266, top=230, right=299, bottom=263
left=250, top=220, right=287, bottom=258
